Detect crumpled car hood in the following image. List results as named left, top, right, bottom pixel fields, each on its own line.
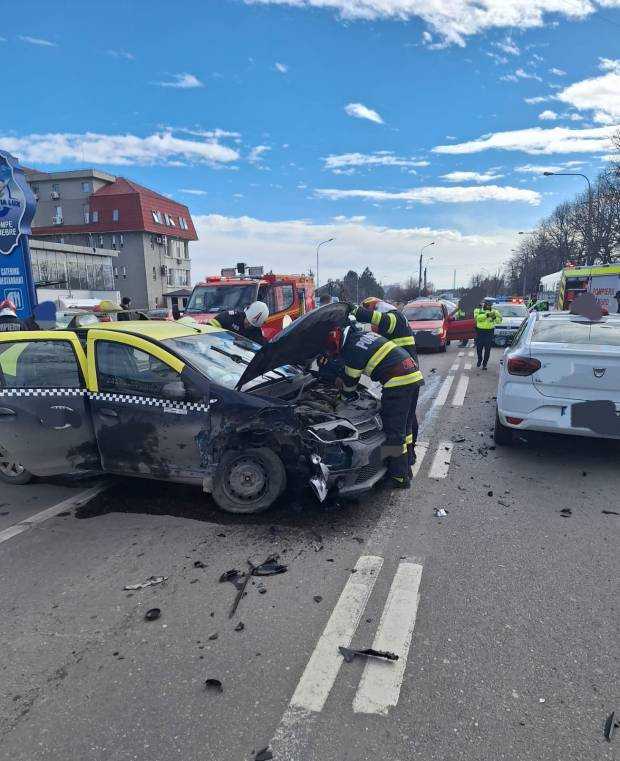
left=236, top=302, right=351, bottom=389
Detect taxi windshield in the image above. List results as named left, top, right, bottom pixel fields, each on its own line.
left=185, top=284, right=257, bottom=313
left=163, top=330, right=299, bottom=389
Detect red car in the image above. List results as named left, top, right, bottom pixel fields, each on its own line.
left=403, top=300, right=475, bottom=351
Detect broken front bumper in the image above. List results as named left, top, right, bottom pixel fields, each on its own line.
left=308, top=415, right=387, bottom=500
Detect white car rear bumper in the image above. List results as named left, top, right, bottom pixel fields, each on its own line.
left=497, top=399, right=620, bottom=440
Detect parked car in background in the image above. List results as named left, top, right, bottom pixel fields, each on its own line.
left=403, top=300, right=475, bottom=351
left=144, top=308, right=174, bottom=321
left=493, top=301, right=529, bottom=346
left=495, top=311, right=620, bottom=444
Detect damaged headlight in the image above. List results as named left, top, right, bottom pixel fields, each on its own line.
left=308, top=419, right=359, bottom=444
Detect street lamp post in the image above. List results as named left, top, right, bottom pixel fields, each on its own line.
left=315, top=238, right=335, bottom=291
left=418, top=241, right=435, bottom=294
left=543, top=171, right=594, bottom=265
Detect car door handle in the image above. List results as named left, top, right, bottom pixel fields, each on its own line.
left=98, top=408, right=119, bottom=419
left=0, top=407, right=16, bottom=417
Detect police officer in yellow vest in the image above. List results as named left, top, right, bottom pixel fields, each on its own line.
left=474, top=298, right=502, bottom=370
left=351, top=297, right=423, bottom=475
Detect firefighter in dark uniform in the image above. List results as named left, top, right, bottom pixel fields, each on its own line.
left=335, top=323, right=423, bottom=488
left=209, top=301, right=269, bottom=345
left=351, top=297, right=423, bottom=474
left=0, top=300, right=30, bottom=332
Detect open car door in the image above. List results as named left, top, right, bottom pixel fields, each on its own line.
left=0, top=331, right=100, bottom=477
left=446, top=310, right=476, bottom=341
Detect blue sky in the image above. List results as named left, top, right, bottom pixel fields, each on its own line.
left=2, top=0, right=619, bottom=287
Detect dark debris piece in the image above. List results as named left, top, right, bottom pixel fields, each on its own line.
left=602, top=510, right=619, bottom=516
left=252, top=555, right=288, bottom=576
left=220, top=569, right=241, bottom=583
left=603, top=711, right=615, bottom=742
left=208, top=633, right=218, bottom=641
left=313, top=595, right=323, bottom=603
left=255, top=748, right=274, bottom=761
left=560, top=508, right=572, bottom=517
left=194, top=560, right=206, bottom=569
left=144, top=608, right=161, bottom=621
left=339, top=646, right=399, bottom=663
left=235, top=622, right=245, bottom=632
left=204, top=678, right=223, bottom=693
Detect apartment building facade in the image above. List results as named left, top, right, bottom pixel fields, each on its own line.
left=26, top=169, right=197, bottom=309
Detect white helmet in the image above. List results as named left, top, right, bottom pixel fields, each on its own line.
left=244, top=301, right=269, bottom=327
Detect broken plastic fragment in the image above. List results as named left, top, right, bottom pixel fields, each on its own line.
left=219, top=569, right=240, bottom=583
left=560, top=508, right=572, bottom=517
left=603, top=711, right=615, bottom=741
left=252, top=556, right=287, bottom=576
left=204, top=678, right=223, bottom=693
left=339, top=646, right=399, bottom=663
left=144, top=608, right=161, bottom=621
left=124, top=576, right=168, bottom=591
left=313, top=595, right=323, bottom=603
left=234, top=622, right=245, bottom=632
left=434, top=508, right=448, bottom=518
left=255, top=748, right=273, bottom=761
left=194, top=560, right=206, bottom=569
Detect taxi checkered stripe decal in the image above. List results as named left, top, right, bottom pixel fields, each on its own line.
left=0, top=388, right=84, bottom=398
left=88, top=392, right=209, bottom=412
left=0, top=388, right=209, bottom=412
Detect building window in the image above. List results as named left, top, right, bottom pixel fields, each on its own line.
left=51, top=183, right=60, bottom=193
left=112, top=235, right=117, bottom=246
left=165, top=214, right=176, bottom=227
left=53, top=206, right=63, bottom=224
left=60, top=237, right=65, bottom=245
left=179, top=216, right=188, bottom=230
left=151, top=210, right=163, bottom=224
left=99, top=235, right=104, bottom=247
left=92, top=210, right=99, bottom=223
left=112, top=209, right=119, bottom=222
left=81, top=181, right=92, bottom=193
left=83, top=205, right=90, bottom=224
left=119, top=234, right=124, bottom=247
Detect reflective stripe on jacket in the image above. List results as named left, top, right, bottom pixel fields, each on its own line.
left=341, top=329, right=423, bottom=396
left=474, top=307, right=502, bottom=330
left=353, top=305, right=420, bottom=366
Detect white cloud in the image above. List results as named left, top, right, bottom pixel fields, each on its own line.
left=344, top=102, right=384, bottom=124
left=315, top=185, right=540, bottom=205
left=501, top=67, right=543, bottom=83
left=274, top=62, right=289, bottom=73
left=244, top=0, right=611, bottom=47
left=179, top=188, right=209, bottom=195
left=515, top=162, right=580, bottom=174
left=191, top=213, right=525, bottom=287
left=107, top=49, right=134, bottom=60
left=0, top=36, right=7, bottom=43
left=0, top=131, right=239, bottom=166
left=19, top=35, right=57, bottom=47
left=248, top=145, right=271, bottom=164
left=324, top=152, right=429, bottom=171
left=441, top=170, right=504, bottom=182
left=525, top=95, right=550, bottom=104
left=154, top=73, right=204, bottom=89
left=549, top=67, right=566, bottom=76
left=433, top=125, right=617, bottom=155
left=556, top=57, right=620, bottom=124
left=493, top=35, right=520, bottom=56
left=538, top=109, right=559, bottom=120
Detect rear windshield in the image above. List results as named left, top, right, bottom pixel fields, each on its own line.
left=496, top=304, right=528, bottom=318
left=532, top=319, right=620, bottom=346
left=404, top=305, right=443, bottom=321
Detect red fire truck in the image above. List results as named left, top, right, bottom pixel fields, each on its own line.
left=184, top=265, right=315, bottom=340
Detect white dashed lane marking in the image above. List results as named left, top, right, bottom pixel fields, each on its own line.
left=451, top=374, right=470, bottom=406
left=288, top=555, right=383, bottom=712
left=432, top=375, right=454, bottom=408
left=468, top=350, right=474, bottom=357
left=450, top=361, right=460, bottom=372
left=411, top=442, right=429, bottom=478
left=353, top=561, right=424, bottom=715
left=464, top=362, right=472, bottom=370
left=428, top=441, right=454, bottom=479
left=457, top=350, right=464, bottom=357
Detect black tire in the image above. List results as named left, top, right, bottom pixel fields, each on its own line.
left=212, top=447, right=286, bottom=514
left=494, top=410, right=513, bottom=446
left=0, top=446, right=33, bottom=485
left=439, top=342, right=447, bottom=353
left=446, top=340, right=451, bottom=347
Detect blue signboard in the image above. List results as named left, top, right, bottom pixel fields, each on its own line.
left=0, top=150, right=37, bottom=319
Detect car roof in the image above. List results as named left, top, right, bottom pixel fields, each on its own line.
left=405, top=300, right=442, bottom=307
left=84, top=320, right=216, bottom=339
left=535, top=312, right=620, bottom=322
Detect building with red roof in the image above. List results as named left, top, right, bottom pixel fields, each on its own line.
left=26, top=168, right=198, bottom=309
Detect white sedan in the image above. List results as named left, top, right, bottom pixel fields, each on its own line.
left=495, top=311, right=620, bottom=444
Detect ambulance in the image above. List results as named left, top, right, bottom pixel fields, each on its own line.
left=550, top=264, right=620, bottom=313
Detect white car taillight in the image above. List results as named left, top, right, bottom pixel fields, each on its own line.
left=507, top=356, right=541, bottom=376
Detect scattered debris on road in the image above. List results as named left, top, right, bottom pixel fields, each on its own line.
left=434, top=508, right=448, bottom=518
left=252, top=555, right=288, bottom=576
left=193, top=560, right=206, bottom=569
left=603, top=711, right=617, bottom=741
left=235, top=622, right=245, bottom=632
left=539, top=698, right=546, bottom=704
left=560, top=508, right=572, bottom=517
left=144, top=608, right=161, bottom=621
left=602, top=510, right=619, bottom=516
left=254, top=747, right=273, bottom=760
left=209, top=633, right=219, bottom=641
left=313, top=595, right=323, bottom=603
left=204, top=678, right=223, bottom=693
left=339, top=646, right=399, bottom=663
left=124, top=575, right=168, bottom=591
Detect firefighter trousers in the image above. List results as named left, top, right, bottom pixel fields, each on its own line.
left=406, top=385, right=420, bottom=468
left=381, top=384, right=418, bottom=481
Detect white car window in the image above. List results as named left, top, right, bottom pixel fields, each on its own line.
left=532, top=320, right=620, bottom=346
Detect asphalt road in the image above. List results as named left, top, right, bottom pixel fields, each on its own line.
left=1, top=343, right=618, bottom=761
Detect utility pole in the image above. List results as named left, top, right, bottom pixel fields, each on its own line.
left=423, top=266, right=427, bottom=293
left=418, top=241, right=434, bottom=293
left=453, top=269, right=456, bottom=290
left=315, top=238, right=334, bottom=290
left=543, top=172, right=593, bottom=265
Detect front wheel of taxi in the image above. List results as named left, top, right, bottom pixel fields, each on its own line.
left=212, top=447, right=286, bottom=514
left=0, top=446, right=33, bottom=485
